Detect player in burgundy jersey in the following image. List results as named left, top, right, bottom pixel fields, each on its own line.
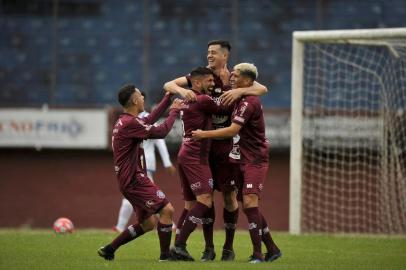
left=192, top=63, right=282, bottom=264
left=164, top=40, right=268, bottom=261
left=97, top=85, right=181, bottom=262
left=169, top=67, right=232, bottom=261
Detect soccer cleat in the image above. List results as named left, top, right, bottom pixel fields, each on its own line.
left=248, top=254, right=263, bottom=264
left=170, top=245, right=195, bottom=261
left=201, top=247, right=216, bottom=261
left=264, top=251, right=282, bottom=262
left=221, top=249, right=235, bottom=261
left=97, top=246, right=115, bottom=261
left=159, top=253, right=173, bottom=262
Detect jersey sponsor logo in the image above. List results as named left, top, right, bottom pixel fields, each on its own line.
left=229, top=144, right=241, bottom=160
left=238, top=101, right=248, bottom=116
left=246, top=183, right=253, bottom=188
left=230, top=180, right=235, bottom=185
left=214, top=87, right=222, bottom=94
left=156, top=190, right=166, bottom=199
left=190, top=182, right=201, bottom=191
left=212, top=114, right=229, bottom=124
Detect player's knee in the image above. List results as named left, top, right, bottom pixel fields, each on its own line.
left=141, top=217, right=156, bottom=232
left=242, top=194, right=258, bottom=209
left=197, top=193, right=213, bottom=208
left=184, top=200, right=196, bottom=210
left=160, top=203, right=175, bottom=219
left=223, top=191, right=238, bottom=211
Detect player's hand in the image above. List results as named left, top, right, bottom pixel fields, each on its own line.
left=191, top=129, right=205, bottom=140
left=169, top=98, right=183, bottom=111
left=219, top=65, right=230, bottom=85
left=166, top=165, right=176, bottom=175
left=220, top=88, right=242, bottom=106
left=178, top=88, right=197, bottom=102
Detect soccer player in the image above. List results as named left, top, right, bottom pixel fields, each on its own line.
left=170, top=67, right=231, bottom=261
left=164, top=40, right=268, bottom=261
left=113, top=91, right=176, bottom=233
left=192, top=63, right=282, bottom=263
left=98, top=85, right=181, bottom=262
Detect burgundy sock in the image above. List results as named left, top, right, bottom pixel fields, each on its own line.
left=260, top=213, right=280, bottom=254
left=243, top=207, right=263, bottom=260
left=175, top=208, right=188, bottom=244
left=176, top=202, right=209, bottom=246
left=223, top=208, right=239, bottom=251
left=202, top=205, right=215, bottom=248
left=111, top=224, right=144, bottom=250
left=157, top=222, right=172, bottom=256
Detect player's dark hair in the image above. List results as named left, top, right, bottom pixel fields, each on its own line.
left=118, top=84, right=136, bottom=107
left=207, top=40, right=231, bottom=51
left=190, top=67, right=214, bottom=78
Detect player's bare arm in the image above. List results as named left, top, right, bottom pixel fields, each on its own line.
left=163, top=76, right=197, bottom=101
left=192, top=123, right=242, bottom=140
left=220, top=81, right=268, bottom=106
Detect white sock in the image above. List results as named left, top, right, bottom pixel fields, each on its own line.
left=115, top=198, right=133, bottom=232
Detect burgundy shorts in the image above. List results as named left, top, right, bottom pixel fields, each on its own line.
left=210, top=160, right=242, bottom=193
left=178, top=163, right=214, bottom=201
left=122, top=175, right=169, bottom=223
left=240, top=163, right=268, bottom=199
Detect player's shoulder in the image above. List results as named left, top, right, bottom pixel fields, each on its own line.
left=241, top=95, right=260, bottom=104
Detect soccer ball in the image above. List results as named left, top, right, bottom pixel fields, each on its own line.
left=53, top=217, right=74, bottom=234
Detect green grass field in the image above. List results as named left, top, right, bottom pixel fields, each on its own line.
left=0, top=229, right=405, bottom=270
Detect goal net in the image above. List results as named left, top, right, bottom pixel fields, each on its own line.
left=290, top=28, right=406, bottom=234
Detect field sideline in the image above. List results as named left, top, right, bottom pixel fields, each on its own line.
left=0, top=229, right=405, bottom=270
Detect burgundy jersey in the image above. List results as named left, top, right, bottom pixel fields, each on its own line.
left=187, top=73, right=233, bottom=162
left=178, top=90, right=228, bottom=165
left=231, top=95, right=269, bottom=164
left=112, top=94, right=178, bottom=190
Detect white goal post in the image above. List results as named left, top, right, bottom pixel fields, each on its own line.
left=290, top=28, right=406, bottom=234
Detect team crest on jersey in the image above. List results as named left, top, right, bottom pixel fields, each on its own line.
left=145, top=200, right=155, bottom=208
left=156, top=190, right=166, bottom=199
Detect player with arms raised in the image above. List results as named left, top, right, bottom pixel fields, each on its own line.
left=192, top=63, right=281, bottom=263
left=164, top=40, right=268, bottom=261
left=170, top=67, right=232, bottom=261
left=98, top=85, right=181, bottom=262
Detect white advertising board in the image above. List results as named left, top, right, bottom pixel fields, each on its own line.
left=0, top=108, right=108, bottom=149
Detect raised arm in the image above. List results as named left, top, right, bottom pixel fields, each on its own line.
left=220, top=81, right=268, bottom=106
left=143, top=92, right=172, bottom=125
left=163, top=76, right=197, bottom=101
left=146, top=99, right=182, bottom=139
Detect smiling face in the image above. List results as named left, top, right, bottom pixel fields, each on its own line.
left=207, top=44, right=228, bottom=70
left=230, top=69, right=253, bottom=89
